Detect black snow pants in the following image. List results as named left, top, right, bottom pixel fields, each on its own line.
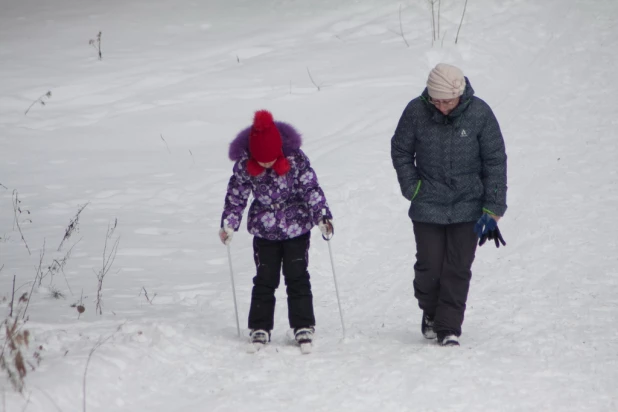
left=248, top=232, right=315, bottom=331
left=412, top=221, right=478, bottom=336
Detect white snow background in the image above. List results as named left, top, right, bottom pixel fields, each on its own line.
left=1, top=0, right=617, bottom=410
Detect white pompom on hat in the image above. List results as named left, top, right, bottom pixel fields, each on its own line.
left=426, top=63, right=466, bottom=100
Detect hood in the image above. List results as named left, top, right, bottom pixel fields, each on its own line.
left=229, top=121, right=302, bottom=161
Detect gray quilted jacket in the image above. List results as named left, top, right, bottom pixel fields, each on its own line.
left=391, top=78, right=507, bottom=225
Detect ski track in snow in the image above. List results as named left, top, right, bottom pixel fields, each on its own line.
left=1, top=0, right=617, bottom=411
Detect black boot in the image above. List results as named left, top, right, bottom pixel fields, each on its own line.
left=421, top=314, right=437, bottom=339
left=437, top=331, right=459, bottom=347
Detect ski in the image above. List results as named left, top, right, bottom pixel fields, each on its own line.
left=246, top=342, right=265, bottom=353
left=245, top=341, right=313, bottom=354
left=299, top=342, right=312, bottom=354
left=246, top=342, right=313, bottom=354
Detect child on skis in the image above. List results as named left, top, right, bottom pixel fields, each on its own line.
left=219, top=110, right=333, bottom=348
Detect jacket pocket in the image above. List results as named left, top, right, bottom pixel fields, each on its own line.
left=474, top=175, right=484, bottom=198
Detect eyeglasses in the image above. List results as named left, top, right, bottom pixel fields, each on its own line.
left=428, top=97, right=459, bottom=107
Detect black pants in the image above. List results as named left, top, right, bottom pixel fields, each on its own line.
left=412, top=221, right=478, bottom=336
left=248, top=232, right=315, bottom=331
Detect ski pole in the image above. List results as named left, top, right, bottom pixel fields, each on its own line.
left=322, top=210, right=345, bottom=339
left=326, top=240, right=345, bottom=339
left=224, top=221, right=241, bottom=338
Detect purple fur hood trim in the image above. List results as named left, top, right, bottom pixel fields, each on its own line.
left=229, top=121, right=303, bottom=161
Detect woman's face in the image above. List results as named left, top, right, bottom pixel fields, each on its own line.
left=429, top=97, right=461, bottom=115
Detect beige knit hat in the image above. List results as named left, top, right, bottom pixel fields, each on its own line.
left=426, top=63, right=466, bottom=100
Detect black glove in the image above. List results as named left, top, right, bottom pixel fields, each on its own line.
left=474, top=214, right=506, bottom=248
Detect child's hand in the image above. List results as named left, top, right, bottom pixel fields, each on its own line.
left=219, top=227, right=234, bottom=245
left=319, top=219, right=334, bottom=240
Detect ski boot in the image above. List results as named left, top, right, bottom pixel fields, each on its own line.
left=294, top=327, right=315, bottom=354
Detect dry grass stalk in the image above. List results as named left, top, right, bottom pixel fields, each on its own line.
left=58, top=203, right=89, bottom=252
left=399, top=4, right=410, bottom=47
left=22, top=240, right=46, bottom=320
left=24, top=91, right=52, bottom=116
left=43, top=238, right=80, bottom=294
left=160, top=134, right=171, bottom=153
left=456, top=0, right=469, bottom=44
left=71, top=289, right=86, bottom=319
left=140, top=287, right=157, bottom=304
left=306, top=67, right=322, bottom=91
left=89, top=31, right=102, bottom=60
left=12, top=190, right=32, bottom=256
left=430, top=0, right=436, bottom=41
left=9, top=275, right=16, bottom=317
left=83, top=324, right=124, bottom=412
left=0, top=306, right=43, bottom=393
left=95, top=221, right=120, bottom=315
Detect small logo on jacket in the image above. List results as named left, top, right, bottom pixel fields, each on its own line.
left=460, top=129, right=468, bottom=137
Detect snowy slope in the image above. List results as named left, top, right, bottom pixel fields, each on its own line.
left=1, top=0, right=617, bottom=410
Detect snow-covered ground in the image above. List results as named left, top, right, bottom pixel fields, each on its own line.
left=1, top=0, right=617, bottom=410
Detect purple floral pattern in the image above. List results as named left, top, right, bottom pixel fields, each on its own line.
left=221, top=122, right=332, bottom=241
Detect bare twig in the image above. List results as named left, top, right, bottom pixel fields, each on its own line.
left=108, top=218, right=118, bottom=239
left=188, top=149, right=195, bottom=167
left=0, top=183, right=7, bottom=190
left=82, top=332, right=115, bottom=412
left=431, top=1, right=436, bottom=41
left=43, top=259, right=66, bottom=286
left=10, top=275, right=15, bottom=318
left=95, top=222, right=120, bottom=315
left=160, top=134, right=171, bottom=153
left=12, top=190, right=31, bottom=256
left=399, top=5, right=410, bottom=47
left=24, top=91, right=52, bottom=116
left=306, top=67, right=321, bottom=91
left=23, top=240, right=45, bottom=319
left=456, top=0, right=469, bottom=44
left=14, top=282, right=33, bottom=297
left=76, top=289, right=85, bottom=319
left=141, top=287, right=157, bottom=305
left=437, top=0, right=441, bottom=40
left=89, top=31, right=102, bottom=60
left=58, top=203, right=89, bottom=251
left=43, top=238, right=80, bottom=294
left=35, top=240, right=45, bottom=286
left=61, top=255, right=77, bottom=295
left=428, top=0, right=436, bottom=42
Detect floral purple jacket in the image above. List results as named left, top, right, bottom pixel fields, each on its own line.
left=221, top=121, right=332, bottom=241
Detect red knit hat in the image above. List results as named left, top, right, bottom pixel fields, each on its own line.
left=246, top=110, right=290, bottom=176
